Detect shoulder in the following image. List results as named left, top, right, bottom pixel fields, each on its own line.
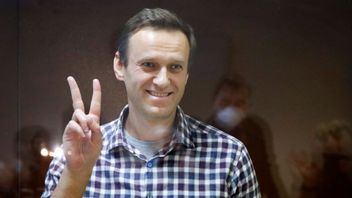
left=185, top=115, right=247, bottom=153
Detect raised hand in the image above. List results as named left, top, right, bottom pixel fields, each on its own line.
left=51, top=77, right=102, bottom=197
left=63, top=76, right=102, bottom=173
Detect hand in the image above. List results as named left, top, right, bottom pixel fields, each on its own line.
left=289, top=151, right=320, bottom=187
left=63, top=76, right=102, bottom=173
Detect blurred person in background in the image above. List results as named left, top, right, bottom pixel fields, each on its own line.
left=207, top=75, right=282, bottom=198
left=291, top=120, right=352, bottom=198
left=13, top=126, right=53, bottom=197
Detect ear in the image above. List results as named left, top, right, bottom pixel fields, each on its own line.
left=113, top=51, right=125, bottom=81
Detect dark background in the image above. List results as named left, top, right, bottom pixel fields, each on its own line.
left=1, top=0, right=351, bottom=197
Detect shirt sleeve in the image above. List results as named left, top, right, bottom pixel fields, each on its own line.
left=230, top=145, right=261, bottom=197
left=41, top=153, right=66, bottom=198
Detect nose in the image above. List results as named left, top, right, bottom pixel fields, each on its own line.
left=153, top=67, right=170, bottom=89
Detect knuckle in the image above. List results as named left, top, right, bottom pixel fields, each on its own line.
left=67, top=120, right=77, bottom=128
left=73, top=110, right=88, bottom=122
left=74, top=108, right=84, bottom=114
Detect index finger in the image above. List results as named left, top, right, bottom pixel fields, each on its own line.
left=89, top=79, right=101, bottom=123
left=67, top=76, right=85, bottom=112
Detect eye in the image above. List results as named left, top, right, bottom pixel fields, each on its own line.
left=141, top=62, right=155, bottom=68
left=169, top=64, right=183, bottom=72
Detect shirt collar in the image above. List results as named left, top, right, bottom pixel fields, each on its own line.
left=173, top=106, right=195, bottom=149
left=106, top=105, right=129, bottom=152
left=106, top=105, right=195, bottom=152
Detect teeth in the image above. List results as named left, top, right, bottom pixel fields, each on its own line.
left=148, top=91, right=170, bottom=97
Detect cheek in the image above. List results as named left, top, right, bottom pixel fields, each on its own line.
left=176, top=73, right=188, bottom=86
left=126, top=71, right=150, bottom=86
left=174, top=78, right=187, bottom=91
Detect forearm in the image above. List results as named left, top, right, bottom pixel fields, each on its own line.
left=51, top=167, right=92, bottom=198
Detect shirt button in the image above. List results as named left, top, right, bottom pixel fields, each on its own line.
left=146, top=171, right=152, bottom=179
left=146, top=161, right=153, bottom=168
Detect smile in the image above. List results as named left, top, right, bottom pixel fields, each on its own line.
left=146, top=90, right=172, bottom=97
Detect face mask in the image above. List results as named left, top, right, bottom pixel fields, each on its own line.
left=214, top=106, right=246, bottom=131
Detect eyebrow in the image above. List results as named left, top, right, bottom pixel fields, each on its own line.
left=137, top=56, right=186, bottom=65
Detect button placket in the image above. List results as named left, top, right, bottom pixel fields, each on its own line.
left=145, top=160, right=154, bottom=197
left=146, top=160, right=153, bottom=179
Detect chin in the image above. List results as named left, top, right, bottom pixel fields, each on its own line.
left=147, top=106, right=175, bottom=119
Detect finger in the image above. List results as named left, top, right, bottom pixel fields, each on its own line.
left=64, top=120, right=86, bottom=139
left=89, top=79, right=101, bottom=123
left=87, top=115, right=102, bottom=145
left=67, top=76, right=85, bottom=112
left=72, top=109, right=90, bottom=133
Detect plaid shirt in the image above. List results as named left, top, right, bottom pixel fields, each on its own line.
left=42, top=106, right=260, bottom=197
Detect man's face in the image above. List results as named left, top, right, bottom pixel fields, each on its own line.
left=214, top=86, right=248, bottom=112
left=115, top=27, right=189, bottom=121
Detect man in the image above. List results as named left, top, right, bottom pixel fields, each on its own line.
left=207, top=76, right=281, bottom=197
left=42, top=8, right=260, bottom=197
left=291, top=120, right=352, bottom=198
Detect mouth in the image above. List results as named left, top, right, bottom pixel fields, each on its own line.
left=146, top=90, right=173, bottom=97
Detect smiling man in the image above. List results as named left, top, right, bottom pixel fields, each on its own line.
left=42, top=8, right=260, bottom=198
left=114, top=27, right=190, bottom=141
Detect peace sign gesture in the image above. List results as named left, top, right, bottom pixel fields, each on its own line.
left=62, top=76, right=102, bottom=173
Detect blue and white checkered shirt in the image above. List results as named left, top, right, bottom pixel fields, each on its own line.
left=42, top=106, right=260, bottom=197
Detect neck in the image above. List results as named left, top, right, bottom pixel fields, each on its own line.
left=125, top=107, right=176, bottom=141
